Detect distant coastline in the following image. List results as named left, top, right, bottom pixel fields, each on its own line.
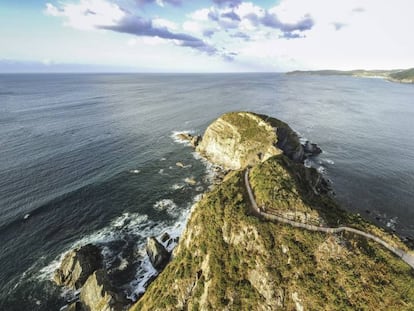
left=287, top=68, right=414, bottom=84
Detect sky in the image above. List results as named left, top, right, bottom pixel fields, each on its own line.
left=0, top=0, right=413, bottom=72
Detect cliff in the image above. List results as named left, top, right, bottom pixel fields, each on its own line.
left=196, top=112, right=304, bottom=169
left=131, top=112, right=414, bottom=310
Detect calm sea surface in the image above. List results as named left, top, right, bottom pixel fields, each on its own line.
left=0, top=73, right=413, bottom=310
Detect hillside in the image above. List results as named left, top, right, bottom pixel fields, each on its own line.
left=287, top=68, right=414, bottom=84
left=131, top=112, right=414, bottom=310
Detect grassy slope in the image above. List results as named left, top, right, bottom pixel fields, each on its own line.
left=389, top=68, right=414, bottom=81
left=131, top=155, right=414, bottom=311
left=287, top=68, right=414, bottom=83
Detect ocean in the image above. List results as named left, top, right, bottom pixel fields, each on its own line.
left=0, top=73, right=413, bottom=310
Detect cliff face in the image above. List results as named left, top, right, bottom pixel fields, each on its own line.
left=196, top=112, right=289, bottom=170
left=130, top=112, right=414, bottom=310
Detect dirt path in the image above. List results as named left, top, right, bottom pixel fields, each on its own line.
left=244, top=169, right=414, bottom=269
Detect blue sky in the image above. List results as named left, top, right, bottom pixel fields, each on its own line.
left=0, top=0, right=413, bottom=72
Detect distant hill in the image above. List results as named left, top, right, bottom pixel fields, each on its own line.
left=287, top=68, right=414, bottom=84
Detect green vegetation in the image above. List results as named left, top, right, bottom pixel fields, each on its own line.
left=131, top=155, right=414, bottom=311
left=287, top=68, right=414, bottom=84
left=220, top=112, right=275, bottom=145
left=389, top=68, right=414, bottom=82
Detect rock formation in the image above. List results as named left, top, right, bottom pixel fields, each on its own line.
left=146, top=237, right=170, bottom=270
left=176, top=133, right=202, bottom=148
left=196, top=112, right=283, bottom=169
left=80, top=270, right=127, bottom=311
left=54, top=244, right=103, bottom=289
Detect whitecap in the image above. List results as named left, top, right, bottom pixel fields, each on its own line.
left=386, top=217, right=398, bottom=230
left=325, top=159, right=334, bottom=165
left=171, top=183, right=185, bottom=190
left=153, top=199, right=178, bottom=216
left=130, top=169, right=140, bottom=174
left=170, top=130, right=195, bottom=145
left=317, top=166, right=327, bottom=174
left=304, top=159, right=312, bottom=168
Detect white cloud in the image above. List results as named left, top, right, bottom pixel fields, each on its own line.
left=44, top=0, right=125, bottom=30
left=40, top=0, right=414, bottom=71
left=153, top=18, right=178, bottom=31
left=188, top=8, right=211, bottom=21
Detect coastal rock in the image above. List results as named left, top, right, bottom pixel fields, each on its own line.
left=274, top=127, right=304, bottom=161
left=184, top=177, right=197, bottom=186
left=80, top=270, right=127, bottom=311
left=146, top=237, right=170, bottom=270
left=65, top=302, right=82, bottom=311
left=54, top=244, right=103, bottom=289
left=196, top=112, right=282, bottom=169
left=177, top=133, right=193, bottom=141
left=303, top=141, right=322, bottom=156
left=190, top=135, right=202, bottom=148
left=160, top=232, right=171, bottom=243
left=176, top=133, right=201, bottom=148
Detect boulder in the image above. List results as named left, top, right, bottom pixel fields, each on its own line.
left=176, top=162, right=185, bottom=168
left=160, top=232, right=171, bottom=243
left=176, top=133, right=201, bottom=148
left=80, top=270, right=127, bottom=311
left=177, top=133, right=193, bottom=142
left=184, top=177, right=197, bottom=186
left=54, top=244, right=103, bottom=289
left=146, top=237, right=170, bottom=270
left=303, top=141, right=322, bottom=156
left=190, top=135, right=202, bottom=148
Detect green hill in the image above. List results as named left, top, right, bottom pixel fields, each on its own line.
left=130, top=112, right=414, bottom=311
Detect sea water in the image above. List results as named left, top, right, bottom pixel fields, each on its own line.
left=0, top=73, right=413, bottom=310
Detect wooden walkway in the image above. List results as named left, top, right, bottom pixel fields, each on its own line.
left=244, top=169, right=414, bottom=269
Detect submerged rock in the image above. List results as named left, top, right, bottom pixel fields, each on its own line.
left=80, top=270, right=127, bottom=311
left=54, top=244, right=103, bottom=289
left=146, top=237, right=170, bottom=270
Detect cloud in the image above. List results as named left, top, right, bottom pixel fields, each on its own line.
left=250, top=11, right=314, bottom=38
left=136, top=0, right=182, bottom=7
left=203, top=29, right=216, bottom=38
left=45, top=0, right=231, bottom=59
left=45, top=1, right=126, bottom=30
left=230, top=31, right=250, bottom=41
left=221, top=11, right=241, bottom=21
left=332, top=22, right=347, bottom=31
left=101, top=15, right=218, bottom=54
left=190, top=3, right=313, bottom=39
left=212, top=0, right=242, bottom=8
left=279, top=32, right=303, bottom=39
left=352, top=7, right=365, bottom=13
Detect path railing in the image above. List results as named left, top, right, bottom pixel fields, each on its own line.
left=244, top=169, right=414, bottom=269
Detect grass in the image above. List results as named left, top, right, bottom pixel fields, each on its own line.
left=131, top=156, right=414, bottom=310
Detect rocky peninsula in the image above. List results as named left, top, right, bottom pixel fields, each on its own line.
left=53, top=112, right=414, bottom=310
left=131, top=112, right=414, bottom=310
